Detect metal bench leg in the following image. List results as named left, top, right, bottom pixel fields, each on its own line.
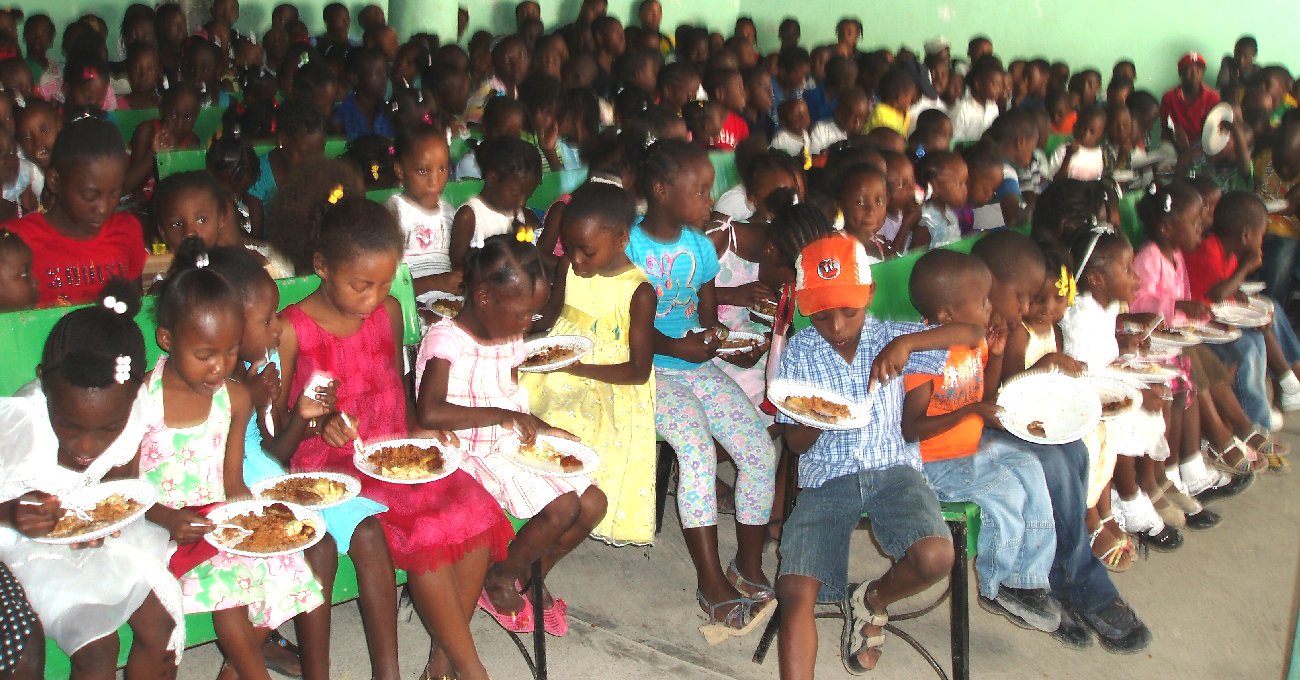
left=531, top=560, right=547, bottom=680
left=949, top=521, right=969, bottom=680
left=751, top=604, right=780, bottom=664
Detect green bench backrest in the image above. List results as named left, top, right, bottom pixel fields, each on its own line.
left=1118, top=191, right=1146, bottom=247
left=110, top=107, right=226, bottom=148
left=158, top=138, right=350, bottom=180
left=0, top=265, right=418, bottom=398
left=710, top=150, right=740, bottom=201
left=1045, top=133, right=1072, bottom=159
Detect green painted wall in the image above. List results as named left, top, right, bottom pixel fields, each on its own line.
left=16, top=0, right=1299, bottom=95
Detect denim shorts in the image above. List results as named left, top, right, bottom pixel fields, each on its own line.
left=777, top=465, right=950, bottom=602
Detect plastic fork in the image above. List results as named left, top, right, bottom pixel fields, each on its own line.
left=22, top=499, right=92, bottom=520
left=199, top=522, right=254, bottom=537
left=340, top=413, right=365, bottom=457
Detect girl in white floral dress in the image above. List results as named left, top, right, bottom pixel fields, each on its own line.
left=140, top=244, right=329, bottom=680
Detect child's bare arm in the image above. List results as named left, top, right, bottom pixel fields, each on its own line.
left=447, top=206, right=476, bottom=272
left=123, top=124, right=156, bottom=197
left=533, top=257, right=570, bottom=331
left=223, top=380, right=254, bottom=499
left=535, top=200, right=566, bottom=257
left=261, top=320, right=328, bottom=464
left=872, top=323, right=984, bottom=384
left=783, top=423, right=823, bottom=454
left=416, top=355, right=558, bottom=443
left=562, top=282, right=656, bottom=384
left=1001, top=319, right=1030, bottom=384
left=697, top=280, right=720, bottom=328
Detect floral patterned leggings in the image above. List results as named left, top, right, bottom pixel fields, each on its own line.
left=655, top=363, right=776, bottom=529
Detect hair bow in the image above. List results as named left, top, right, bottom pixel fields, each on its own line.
left=103, top=296, right=128, bottom=314
left=1055, top=265, right=1076, bottom=306
left=421, top=111, right=432, bottom=125
left=328, top=185, right=344, bottom=204
left=370, top=163, right=380, bottom=180
left=515, top=226, right=535, bottom=243
left=195, top=253, right=210, bottom=268
left=114, top=355, right=132, bottom=384
left=81, top=66, right=97, bottom=81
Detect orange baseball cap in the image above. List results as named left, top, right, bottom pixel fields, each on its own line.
left=795, top=234, right=875, bottom=316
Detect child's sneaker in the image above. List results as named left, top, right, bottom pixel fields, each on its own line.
left=979, top=587, right=1061, bottom=633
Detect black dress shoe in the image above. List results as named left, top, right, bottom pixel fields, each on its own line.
left=1050, top=606, right=1094, bottom=650
left=1184, top=507, right=1222, bottom=530
left=1067, top=599, right=1151, bottom=654
left=1195, top=471, right=1254, bottom=504
left=1137, top=525, right=1183, bottom=552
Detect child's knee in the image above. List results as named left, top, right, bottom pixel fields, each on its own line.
left=542, top=492, right=582, bottom=524
left=71, top=634, right=120, bottom=671
left=581, top=487, right=608, bottom=522
left=350, top=516, right=388, bottom=552
left=907, top=536, right=955, bottom=582
left=775, top=574, right=821, bottom=612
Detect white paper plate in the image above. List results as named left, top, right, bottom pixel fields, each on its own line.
left=1201, top=102, right=1233, bottom=156
left=1085, top=375, right=1143, bottom=421
left=1110, top=169, right=1136, bottom=183
left=32, top=479, right=157, bottom=545
left=1191, top=323, right=1241, bottom=345
left=1149, top=328, right=1200, bottom=347
left=996, top=370, right=1101, bottom=445
left=1264, top=199, right=1290, bottom=214
left=518, top=335, right=594, bottom=373
left=1247, top=295, right=1272, bottom=315
left=354, top=438, right=463, bottom=485
left=416, top=291, right=464, bottom=318
left=1100, top=361, right=1179, bottom=384
left=1212, top=302, right=1270, bottom=328
left=768, top=379, right=872, bottom=431
left=499, top=434, right=600, bottom=479
left=716, top=331, right=766, bottom=356
left=249, top=472, right=361, bottom=510
left=1239, top=281, right=1266, bottom=296
left=204, top=499, right=325, bottom=558
left=748, top=302, right=777, bottom=324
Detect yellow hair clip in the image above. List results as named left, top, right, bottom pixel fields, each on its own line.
left=370, top=163, right=380, bottom=181
left=327, top=185, right=344, bottom=205
left=515, top=226, right=535, bottom=243
left=1056, top=265, right=1076, bottom=306
left=802, top=145, right=813, bottom=171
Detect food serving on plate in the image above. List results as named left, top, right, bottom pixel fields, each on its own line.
left=213, top=502, right=317, bottom=553
left=721, top=336, right=760, bottom=352
left=47, top=494, right=142, bottom=539
left=523, top=345, right=579, bottom=368
left=1101, top=396, right=1135, bottom=416
left=368, top=443, right=446, bottom=480
left=260, top=476, right=349, bottom=506
left=429, top=299, right=462, bottom=317
left=1152, top=327, right=1196, bottom=342
left=1027, top=420, right=1046, bottom=437
left=781, top=394, right=851, bottom=423
left=749, top=299, right=778, bottom=317
left=518, top=440, right=584, bottom=473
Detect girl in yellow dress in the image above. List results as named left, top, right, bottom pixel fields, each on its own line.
left=523, top=181, right=658, bottom=545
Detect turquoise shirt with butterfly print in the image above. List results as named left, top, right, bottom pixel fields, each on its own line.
left=626, top=222, right=721, bottom=370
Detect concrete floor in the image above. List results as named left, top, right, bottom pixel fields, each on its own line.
left=178, top=432, right=1300, bottom=680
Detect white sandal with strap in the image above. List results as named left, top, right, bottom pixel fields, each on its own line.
left=842, top=581, right=888, bottom=674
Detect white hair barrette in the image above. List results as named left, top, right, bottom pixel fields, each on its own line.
left=114, top=355, right=132, bottom=384
left=103, top=296, right=128, bottom=315
left=195, top=253, right=210, bottom=268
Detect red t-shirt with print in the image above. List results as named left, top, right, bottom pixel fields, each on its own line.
left=6, top=211, right=147, bottom=307
left=714, top=111, right=751, bottom=151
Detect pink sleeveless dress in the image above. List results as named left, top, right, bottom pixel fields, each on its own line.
left=283, top=302, right=512, bottom=572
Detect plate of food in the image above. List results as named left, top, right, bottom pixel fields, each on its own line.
left=1212, top=302, right=1270, bottom=328
left=204, top=500, right=325, bottom=558
left=767, top=379, right=872, bottom=431
left=716, top=331, right=766, bottom=356
left=1264, top=199, right=1291, bottom=214
left=1102, top=360, right=1179, bottom=384
left=1110, top=169, right=1136, bottom=183
left=32, top=479, right=157, bottom=545
left=1190, top=323, right=1241, bottom=344
left=1239, top=281, right=1266, bottom=296
left=250, top=472, right=361, bottom=510
left=416, top=291, right=464, bottom=318
left=748, top=299, right=778, bottom=324
left=518, top=336, right=594, bottom=373
left=1149, top=327, right=1200, bottom=347
left=996, top=370, right=1101, bottom=445
left=499, top=434, right=600, bottom=478
left=354, top=438, right=462, bottom=485
left=1084, top=375, right=1143, bottom=421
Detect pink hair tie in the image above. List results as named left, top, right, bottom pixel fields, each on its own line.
left=82, top=66, right=97, bottom=80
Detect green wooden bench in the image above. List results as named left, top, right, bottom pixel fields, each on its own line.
left=156, top=138, right=350, bottom=180
left=110, top=107, right=227, bottom=148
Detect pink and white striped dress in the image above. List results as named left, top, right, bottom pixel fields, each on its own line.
left=415, top=318, right=593, bottom=518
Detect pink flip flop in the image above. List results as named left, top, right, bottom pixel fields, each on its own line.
left=478, top=588, right=533, bottom=633
left=543, top=597, right=569, bottom=637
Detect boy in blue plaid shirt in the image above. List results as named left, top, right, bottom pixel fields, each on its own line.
left=774, top=234, right=983, bottom=677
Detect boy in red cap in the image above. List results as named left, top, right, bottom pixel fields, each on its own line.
left=774, top=234, right=983, bottom=676
left=1160, top=51, right=1220, bottom=141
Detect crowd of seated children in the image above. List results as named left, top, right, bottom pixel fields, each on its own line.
left=0, top=1, right=1295, bottom=677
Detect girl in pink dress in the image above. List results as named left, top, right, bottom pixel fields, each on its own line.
left=415, top=235, right=607, bottom=637
left=277, top=196, right=512, bottom=680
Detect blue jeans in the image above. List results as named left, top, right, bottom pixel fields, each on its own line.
left=989, top=431, right=1121, bottom=614
left=1210, top=331, right=1270, bottom=429
left=923, top=434, right=1055, bottom=600
left=1270, top=298, right=1300, bottom=365
left=1262, top=234, right=1300, bottom=305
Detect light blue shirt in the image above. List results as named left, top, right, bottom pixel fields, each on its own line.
left=626, top=224, right=721, bottom=370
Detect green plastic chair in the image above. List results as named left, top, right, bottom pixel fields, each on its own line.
left=709, top=150, right=741, bottom=200
left=1118, top=191, right=1146, bottom=247
left=1045, top=133, right=1072, bottom=159
left=110, top=107, right=227, bottom=148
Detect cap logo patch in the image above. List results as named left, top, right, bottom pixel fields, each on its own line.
left=817, top=258, right=841, bottom=280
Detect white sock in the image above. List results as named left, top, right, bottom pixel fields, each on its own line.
left=1180, top=455, right=1214, bottom=493
left=1165, top=465, right=1185, bottom=491
left=1281, top=372, right=1300, bottom=395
